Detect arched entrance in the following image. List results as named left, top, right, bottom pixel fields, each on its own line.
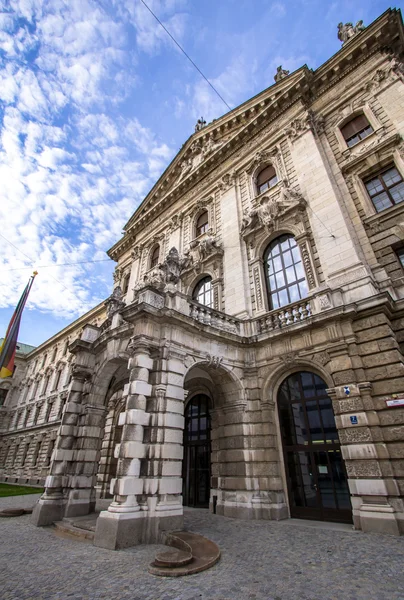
left=278, top=371, right=352, bottom=523
left=183, top=394, right=211, bottom=508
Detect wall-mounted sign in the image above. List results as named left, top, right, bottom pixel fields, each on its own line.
left=350, top=415, right=358, bottom=425
left=385, top=398, right=404, bottom=408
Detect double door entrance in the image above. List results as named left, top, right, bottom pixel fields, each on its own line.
left=278, top=371, right=352, bottom=523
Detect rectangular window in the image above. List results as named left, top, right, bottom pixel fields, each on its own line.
left=364, top=166, right=404, bottom=213
left=396, top=247, right=404, bottom=269
left=341, top=114, right=373, bottom=147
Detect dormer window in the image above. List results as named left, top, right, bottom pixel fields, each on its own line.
left=257, top=165, right=278, bottom=194
left=341, top=114, right=373, bottom=147
left=150, top=245, right=160, bottom=269
left=196, top=211, right=209, bottom=237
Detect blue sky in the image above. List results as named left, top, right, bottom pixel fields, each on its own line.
left=0, top=0, right=402, bottom=347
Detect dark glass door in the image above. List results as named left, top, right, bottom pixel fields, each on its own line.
left=278, top=372, right=352, bottom=523
left=183, top=394, right=211, bottom=508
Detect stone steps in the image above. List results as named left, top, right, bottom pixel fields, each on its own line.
left=149, top=531, right=220, bottom=577
left=53, top=520, right=95, bottom=542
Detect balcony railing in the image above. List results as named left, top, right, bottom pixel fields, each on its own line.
left=253, top=298, right=311, bottom=334
left=189, top=301, right=242, bottom=335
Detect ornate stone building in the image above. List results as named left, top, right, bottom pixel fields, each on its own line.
left=1, top=9, right=404, bottom=546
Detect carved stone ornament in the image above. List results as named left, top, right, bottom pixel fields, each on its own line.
left=280, top=353, right=297, bottom=365
left=195, top=117, right=206, bottom=132
left=312, top=350, right=331, bottom=366
left=274, top=65, right=290, bottom=82
left=246, top=149, right=274, bottom=176
left=134, top=247, right=190, bottom=293
left=104, top=285, right=125, bottom=317
left=167, top=212, right=184, bottom=232
left=285, top=111, right=325, bottom=140
left=337, top=21, right=365, bottom=45
left=241, top=185, right=306, bottom=236
left=202, top=354, right=223, bottom=369
left=218, top=170, right=236, bottom=192
left=131, top=245, right=143, bottom=260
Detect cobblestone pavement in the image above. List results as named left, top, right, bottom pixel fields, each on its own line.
left=1, top=494, right=404, bottom=600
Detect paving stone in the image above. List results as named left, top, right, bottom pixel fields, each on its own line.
left=1, top=495, right=403, bottom=600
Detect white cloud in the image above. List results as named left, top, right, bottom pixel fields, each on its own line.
left=270, top=2, right=286, bottom=17
left=0, top=0, right=177, bottom=322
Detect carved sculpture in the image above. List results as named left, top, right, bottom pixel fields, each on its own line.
left=241, top=185, right=306, bottom=235
left=274, top=65, right=290, bottom=82
left=337, top=21, right=365, bottom=44
left=105, top=286, right=125, bottom=317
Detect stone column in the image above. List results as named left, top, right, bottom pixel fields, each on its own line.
left=94, top=341, right=152, bottom=549
left=32, top=365, right=94, bottom=526
left=328, top=382, right=401, bottom=535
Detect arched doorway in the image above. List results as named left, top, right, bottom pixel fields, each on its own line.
left=183, top=394, right=211, bottom=508
left=278, top=371, right=352, bottom=523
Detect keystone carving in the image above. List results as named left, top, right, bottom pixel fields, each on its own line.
left=203, top=354, right=223, bottom=369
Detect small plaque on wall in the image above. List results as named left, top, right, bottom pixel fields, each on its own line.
left=385, top=398, right=404, bottom=408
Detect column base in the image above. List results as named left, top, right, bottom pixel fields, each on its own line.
left=357, top=503, right=400, bottom=535
left=93, top=510, right=184, bottom=550
left=32, top=497, right=66, bottom=527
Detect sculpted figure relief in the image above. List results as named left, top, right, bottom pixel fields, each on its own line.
left=105, top=285, right=125, bottom=317
left=337, top=21, right=365, bottom=44
left=241, top=185, right=306, bottom=235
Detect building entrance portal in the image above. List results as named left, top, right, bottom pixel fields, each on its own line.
left=278, top=372, right=352, bottom=523
left=183, top=394, right=211, bottom=508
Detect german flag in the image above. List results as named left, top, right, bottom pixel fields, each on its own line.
left=0, top=272, right=37, bottom=379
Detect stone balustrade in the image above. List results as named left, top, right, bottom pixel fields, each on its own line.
left=253, top=298, right=312, bottom=334
left=188, top=301, right=242, bottom=335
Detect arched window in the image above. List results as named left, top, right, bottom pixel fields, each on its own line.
left=193, top=276, right=213, bottom=307
left=340, top=114, right=373, bottom=147
left=150, top=245, right=160, bottom=269
left=256, top=165, right=278, bottom=194
left=264, top=234, right=308, bottom=309
left=196, top=211, right=209, bottom=237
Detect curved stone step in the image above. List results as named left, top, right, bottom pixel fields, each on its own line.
left=149, top=531, right=220, bottom=577
left=154, top=548, right=193, bottom=568
left=0, top=508, right=33, bottom=518
left=53, top=521, right=95, bottom=542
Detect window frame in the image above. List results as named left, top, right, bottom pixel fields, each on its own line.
left=340, top=114, right=374, bottom=148
left=363, top=164, right=404, bottom=213
left=195, top=211, right=209, bottom=238
left=150, top=245, right=160, bottom=269
left=263, top=234, right=308, bottom=310
left=192, top=276, right=213, bottom=308
left=255, top=164, right=278, bottom=196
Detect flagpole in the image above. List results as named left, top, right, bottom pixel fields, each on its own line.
left=0, top=271, right=38, bottom=379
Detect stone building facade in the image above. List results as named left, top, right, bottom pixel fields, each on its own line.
left=1, top=9, right=404, bottom=547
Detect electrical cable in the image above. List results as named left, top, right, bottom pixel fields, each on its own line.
left=3, top=259, right=113, bottom=272
left=139, top=0, right=232, bottom=112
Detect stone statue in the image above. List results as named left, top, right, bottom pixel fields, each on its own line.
left=274, top=65, right=290, bottom=83
left=337, top=21, right=365, bottom=44
left=105, top=286, right=125, bottom=317
left=195, top=117, right=206, bottom=132
left=197, top=236, right=223, bottom=261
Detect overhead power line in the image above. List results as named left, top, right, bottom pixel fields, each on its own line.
left=139, top=0, right=232, bottom=112
left=3, top=259, right=113, bottom=272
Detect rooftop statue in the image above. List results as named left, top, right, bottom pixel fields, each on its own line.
left=337, top=20, right=365, bottom=44
left=274, top=65, right=290, bottom=83
left=195, top=117, right=206, bottom=132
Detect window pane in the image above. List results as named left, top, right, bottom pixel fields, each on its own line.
left=283, top=250, right=293, bottom=267
left=286, top=266, right=297, bottom=284
left=269, top=275, right=276, bottom=289
left=299, top=279, right=308, bottom=297
left=289, top=284, right=300, bottom=302
left=382, top=168, right=401, bottom=187
left=279, top=289, right=288, bottom=306
left=365, top=178, right=383, bottom=196
left=372, top=192, right=392, bottom=212
left=273, top=255, right=282, bottom=272
left=275, top=270, right=285, bottom=287
left=295, top=261, right=305, bottom=280
left=390, top=182, right=404, bottom=204
left=271, top=293, right=279, bottom=309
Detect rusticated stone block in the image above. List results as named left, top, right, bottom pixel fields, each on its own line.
left=345, top=459, right=382, bottom=478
